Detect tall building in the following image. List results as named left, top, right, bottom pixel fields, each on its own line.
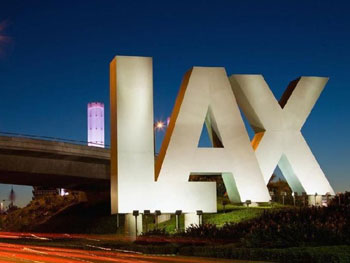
left=87, top=102, right=105, bottom=148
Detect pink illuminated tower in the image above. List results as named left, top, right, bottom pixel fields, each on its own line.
left=87, top=102, right=105, bottom=148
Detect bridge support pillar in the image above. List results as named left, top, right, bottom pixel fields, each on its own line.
left=125, top=213, right=143, bottom=239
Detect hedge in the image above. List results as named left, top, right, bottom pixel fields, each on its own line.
left=179, top=245, right=350, bottom=263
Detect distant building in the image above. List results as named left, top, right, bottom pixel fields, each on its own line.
left=87, top=102, right=105, bottom=148
left=9, top=186, right=15, bottom=207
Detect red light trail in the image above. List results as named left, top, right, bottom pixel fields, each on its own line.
left=0, top=232, right=244, bottom=262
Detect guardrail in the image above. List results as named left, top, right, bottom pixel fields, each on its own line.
left=0, top=131, right=110, bottom=148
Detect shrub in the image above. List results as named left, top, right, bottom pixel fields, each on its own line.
left=175, top=206, right=350, bottom=248
left=141, top=228, right=169, bottom=237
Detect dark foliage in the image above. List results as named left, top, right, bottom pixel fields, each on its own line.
left=141, top=228, right=169, bottom=237
left=143, top=204, right=350, bottom=248
left=179, top=245, right=350, bottom=263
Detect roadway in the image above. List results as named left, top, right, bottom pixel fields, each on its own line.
left=0, top=243, right=239, bottom=263
left=0, top=232, right=255, bottom=263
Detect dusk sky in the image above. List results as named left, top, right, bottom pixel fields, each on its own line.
left=0, top=0, right=349, bottom=207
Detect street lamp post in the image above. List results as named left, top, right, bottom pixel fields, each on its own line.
left=196, top=210, right=203, bottom=225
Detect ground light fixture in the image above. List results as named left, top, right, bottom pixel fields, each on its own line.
left=222, top=199, right=228, bottom=213
left=315, top=192, right=318, bottom=206
left=175, top=210, right=182, bottom=231
left=196, top=210, right=203, bottom=225
left=133, top=210, right=139, bottom=236
left=154, top=210, right=161, bottom=228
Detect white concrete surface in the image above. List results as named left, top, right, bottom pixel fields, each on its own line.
left=230, top=75, right=334, bottom=195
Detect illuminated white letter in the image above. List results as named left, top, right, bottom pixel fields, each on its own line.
left=230, top=75, right=334, bottom=195
left=156, top=67, right=270, bottom=203
left=110, top=56, right=216, bottom=214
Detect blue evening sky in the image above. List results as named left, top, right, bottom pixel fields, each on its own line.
left=0, top=0, right=349, bottom=207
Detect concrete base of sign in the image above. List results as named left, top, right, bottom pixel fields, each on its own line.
left=158, top=214, right=171, bottom=224
left=244, top=202, right=259, bottom=207
left=308, top=195, right=323, bottom=206
left=184, top=213, right=202, bottom=230
left=125, top=214, right=143, bottom=239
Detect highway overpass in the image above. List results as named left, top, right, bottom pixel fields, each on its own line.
left=0, top=136, right=110, bottom=191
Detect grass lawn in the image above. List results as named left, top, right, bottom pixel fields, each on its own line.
left=144, top=198, right=287, bottom=233
left=203, top=208, right=264, bottom=227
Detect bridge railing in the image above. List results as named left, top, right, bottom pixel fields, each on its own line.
left=0, top=131, right=110, bottom=148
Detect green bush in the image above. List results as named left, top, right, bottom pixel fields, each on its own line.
left=154, top=206, right=350, bottom=248
left=123, top=244, right=179, bottom=254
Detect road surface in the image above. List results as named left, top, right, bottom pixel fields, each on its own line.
left=0, top=232, right=262, bottom=262
left=0, top=242, right=252, bottom=263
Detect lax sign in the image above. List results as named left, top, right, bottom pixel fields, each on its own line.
left=109, top=56, right=334, bottom=214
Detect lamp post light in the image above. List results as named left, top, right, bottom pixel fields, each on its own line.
left=154, top=121, right=165, bottom=156
left=175, top=210, right=182, bottom=231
